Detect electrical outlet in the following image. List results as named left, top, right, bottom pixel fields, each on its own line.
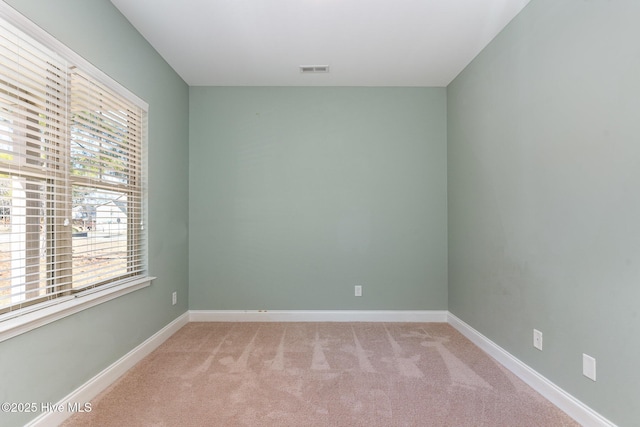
left=533, top=329, right=543, bottom=351
left=583, top=354, right=596, bottom=381
left=172, top=291, right=177, bottom=306
left=354, top=285, right=362, bottom=297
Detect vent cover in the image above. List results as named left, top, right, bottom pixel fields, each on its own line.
left=300, top=65, right=330, bottom=73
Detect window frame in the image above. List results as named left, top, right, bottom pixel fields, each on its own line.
left=0, top=3, right=153, bottom=343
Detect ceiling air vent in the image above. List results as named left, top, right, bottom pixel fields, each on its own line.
left=300, top=65, right=330, bottom=73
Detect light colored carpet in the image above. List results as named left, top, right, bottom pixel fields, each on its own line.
left=64, top=322, right=578, bottom=426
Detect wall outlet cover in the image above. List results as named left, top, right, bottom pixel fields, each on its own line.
left=533, top=329, right=543, bottom=351
left=583, top=354, right=596, bottom=381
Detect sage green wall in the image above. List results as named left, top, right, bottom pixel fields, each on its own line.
left=447, top=0, right=640, bottom=424
left=0, top=1, right=189, bottom=426
left=189, top=87, right=447, bottom=310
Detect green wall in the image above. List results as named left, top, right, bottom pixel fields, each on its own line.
left=189, top=87, right=447, bottom=310
left=447, top=0, right=640, bottom=424
left=0, top=1, right=189, bottom=426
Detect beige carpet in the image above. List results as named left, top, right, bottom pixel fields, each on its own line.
left=64, top=322, right=578, bottom=426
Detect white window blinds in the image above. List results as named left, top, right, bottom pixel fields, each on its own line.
left=69, top=70, right=145, bottom=290
left=0, top=12, right=147, bottom=315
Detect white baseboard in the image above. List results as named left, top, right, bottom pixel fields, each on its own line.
left=447, top=313, right=615, bottom=427
left=189, top=309, right=449, bottom=323
left=25, top=312, right=189, bottom=427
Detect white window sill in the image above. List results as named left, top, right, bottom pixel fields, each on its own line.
left=0, top=276, right=155, bottom=343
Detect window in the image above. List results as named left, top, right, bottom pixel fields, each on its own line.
left=0, top=6, right=148, bottom=323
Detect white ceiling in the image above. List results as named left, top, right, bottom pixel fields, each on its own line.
left=109, top=0, right=531, bottom=87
